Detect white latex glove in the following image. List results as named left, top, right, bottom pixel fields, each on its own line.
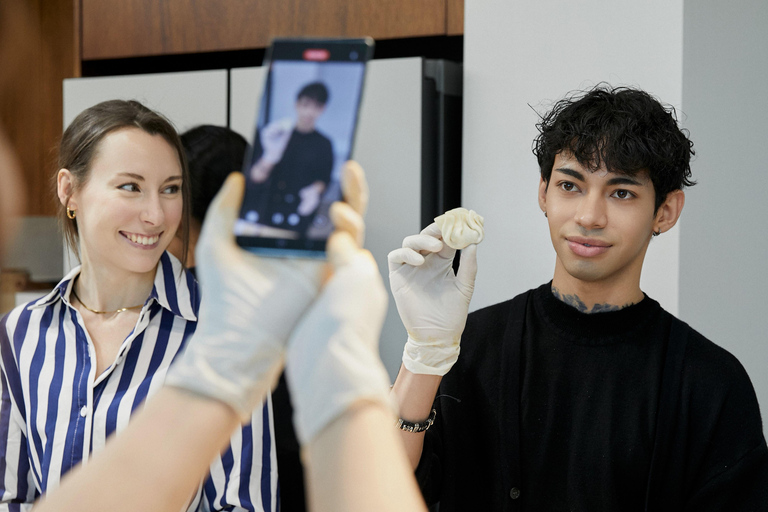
left=285, top=163, right=393, bottom=444
left=164, top=172, right=324, bottom=421
left=286, top=227, right=392, bottom=445
left=259, top=118, right=293, bottom=165
left=387, top=223, right=478, bottom=376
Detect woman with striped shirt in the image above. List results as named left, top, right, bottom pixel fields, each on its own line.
left=0, top=100, right=276, bottom=511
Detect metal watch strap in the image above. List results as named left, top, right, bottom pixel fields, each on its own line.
left=396, top=408, right=436, bottom=433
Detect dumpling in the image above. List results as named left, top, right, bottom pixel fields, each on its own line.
left=434, top=207, right=484, bottom=250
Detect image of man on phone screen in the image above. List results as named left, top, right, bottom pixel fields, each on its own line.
left=246, top=81, right=334, bottom=237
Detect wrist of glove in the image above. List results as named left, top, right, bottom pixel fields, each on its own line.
left=286, top=237, right=395, bottom=445
left=401, top=334, right=460, bottom=376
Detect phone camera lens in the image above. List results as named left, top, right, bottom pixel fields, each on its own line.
left=349, top=51, right=358, bottom=60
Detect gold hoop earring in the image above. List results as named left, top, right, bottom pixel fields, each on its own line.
left=66, top=207, right=76, bottom=220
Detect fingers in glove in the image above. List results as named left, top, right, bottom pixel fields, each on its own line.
left=197, top=172, right=244, bottom=256
left=420, top=222, right=442, bottom=238
left=387, top=246, right=426, bottom=270
left=340, top=161, right=369, bottom=217
left=329, top=201, right=365, bottom=248
left=402, top=233, right=444, bottom=255
left=327, top=230, right=360, bottom=268
left=421, top=221, right=456, bottom=260
left=456, top=243, right=478, bottom=287
left=387, top=230, right=443, bottom=272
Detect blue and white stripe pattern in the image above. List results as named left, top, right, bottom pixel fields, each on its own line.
left=0, top=252, right=277, bottom=511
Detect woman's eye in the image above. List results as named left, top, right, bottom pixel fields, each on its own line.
left=163, top=184, right=181, bottom=194
left=119, top=183, right=139, bottom=192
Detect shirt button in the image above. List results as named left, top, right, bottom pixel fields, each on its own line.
left=79, top=406, right=88, bottom=417
left=509, top=487, right=521, bottom=500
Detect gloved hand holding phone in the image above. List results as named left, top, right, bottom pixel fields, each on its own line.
left=166, top=161, right=391, bottom=428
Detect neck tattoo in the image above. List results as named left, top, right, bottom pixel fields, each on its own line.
left=71, top=280, right=145, bottom=315
left=551, top=286, right=635, bottom=314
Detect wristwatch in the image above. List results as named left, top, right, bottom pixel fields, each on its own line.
left=396, top=408, right=436, bottom=433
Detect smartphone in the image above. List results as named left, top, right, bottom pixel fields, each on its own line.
left=235, top=37, right=374, bottom=258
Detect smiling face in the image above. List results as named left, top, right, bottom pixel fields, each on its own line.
left=61, top=127, right=183, bottom=278
left=539, top=151, right=683, bottom=305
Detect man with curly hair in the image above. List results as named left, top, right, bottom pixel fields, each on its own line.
left=388, top=85, right=768, bottom=511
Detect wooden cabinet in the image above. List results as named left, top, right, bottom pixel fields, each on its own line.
left=0, top=0, right=79, bottom=216
left=81, top=0, right=463, bottom=60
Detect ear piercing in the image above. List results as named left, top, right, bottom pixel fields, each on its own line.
left=66, top=207, right=77, bottom=220
left=652, top=228, right=661, bottom=237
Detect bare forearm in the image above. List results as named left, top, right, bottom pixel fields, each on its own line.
left=304, top=401, right=428, bottom=512
left=34, top=388, right=240, bottom=512
left=391, top=364, right=442, bottom=469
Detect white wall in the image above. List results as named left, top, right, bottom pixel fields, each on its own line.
left=680, top=0, right=768, bottom=438
left=463, top=0, right=684, bottom=315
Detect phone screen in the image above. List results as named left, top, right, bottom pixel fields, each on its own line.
left=235, top=38, right=373, bottom=258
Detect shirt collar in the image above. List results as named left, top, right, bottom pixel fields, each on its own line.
left=149, top=251, right=199, bottom=321
left=28, top=252, right=199, bottom=322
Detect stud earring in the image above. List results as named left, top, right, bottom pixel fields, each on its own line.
left=66, top=207, right=76, bottom=220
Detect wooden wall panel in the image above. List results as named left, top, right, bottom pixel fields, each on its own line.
left=0, top=0, right=79, bottom=216
left=39, top=0, right=80, bottom=214
left=0, top=1, right=44, bottom=216
left=446, top=0, right=464, bottom=36
left=82, top=0, right=451, bottom=60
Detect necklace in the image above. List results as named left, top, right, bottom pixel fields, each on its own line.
left=71, top=286, right=145, bottom=315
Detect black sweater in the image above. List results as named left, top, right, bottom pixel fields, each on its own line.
left=416, top=283, right=768, bottom=511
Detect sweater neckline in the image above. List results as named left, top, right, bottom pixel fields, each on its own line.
left=533, top=281, right=660, bottom=346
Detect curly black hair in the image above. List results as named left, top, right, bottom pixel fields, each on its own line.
left=533, top=84, right=695, bottom=211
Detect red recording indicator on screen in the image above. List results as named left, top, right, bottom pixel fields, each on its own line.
left=303, top=48, right=330, bottom=61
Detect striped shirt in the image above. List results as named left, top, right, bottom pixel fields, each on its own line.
left=0, top=252, right=277, bottom=511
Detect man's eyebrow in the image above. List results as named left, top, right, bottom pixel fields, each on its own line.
left=606, top=175, right=644, bottom=187
left=554, top=167, right=585, bottom=181
left=554, top=167, right=644, bottom=187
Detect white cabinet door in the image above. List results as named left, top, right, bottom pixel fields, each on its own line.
left=63, top=70, right=228, bottom=132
